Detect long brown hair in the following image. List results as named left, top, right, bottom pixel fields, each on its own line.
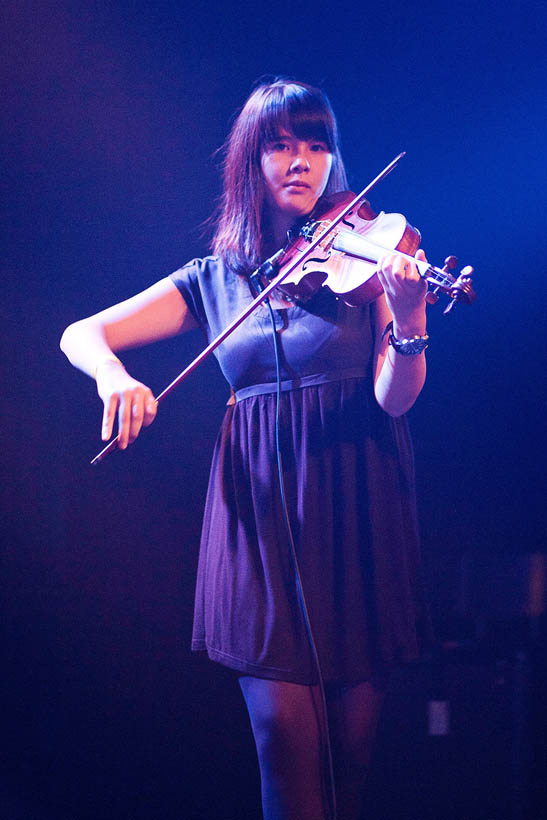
left=212, top=79, right=348, bottom=273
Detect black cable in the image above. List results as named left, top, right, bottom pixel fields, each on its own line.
left=263, top=294, right=338, bottom=820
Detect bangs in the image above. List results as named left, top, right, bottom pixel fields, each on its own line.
left=213, top=78, right=348, bottom=272
left=255, top=82, right=337, bottom=152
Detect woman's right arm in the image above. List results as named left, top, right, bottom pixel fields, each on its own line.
left=60, top=277, right=197, bottom=449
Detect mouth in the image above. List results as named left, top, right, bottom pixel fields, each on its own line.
left=284, top=181, right=310, bottom=188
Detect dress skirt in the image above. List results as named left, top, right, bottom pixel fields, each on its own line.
left=191, top=375, right=430, bottom=685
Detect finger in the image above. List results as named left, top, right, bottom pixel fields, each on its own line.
left=400, top=258, right=414, bottom=279
left=390, top=252, right=415, bottom=282
left=377, top=254, right=397, bottom=287
left=399, top=251, right=428, bottom=286
left=102, top=395, right=119, bottom=441
left=142, top=392, right=158, bottom=428
left=404, top=260, right=422, bottom=284
left=413, top=250, right=430, bottom=294
left=386, top=253, right=401, bottom=274
left=128, top=392, right=145, bottom=443
left=385, top=256, right=413, bottom=290
left=117, top=390, right=134, bottom=450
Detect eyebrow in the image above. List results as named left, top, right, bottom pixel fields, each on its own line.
left=267, top=133, right=328, bottom=143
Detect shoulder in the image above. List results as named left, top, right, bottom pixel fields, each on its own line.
left=170, top=255, right=225, bottom=289
left=168, top=256, right=244, bottom=330
left=169, top=255, right=232, bottom=302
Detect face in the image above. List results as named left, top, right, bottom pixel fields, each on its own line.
left=261, top=129, right=333, bottom=220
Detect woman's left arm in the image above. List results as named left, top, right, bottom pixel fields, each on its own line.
left=372, top=248, right=429, bottom=417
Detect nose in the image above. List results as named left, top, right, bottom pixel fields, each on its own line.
left=289, top=150, right=310, bottom=173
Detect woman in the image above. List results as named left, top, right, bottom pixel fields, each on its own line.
left=61, top=79, right=430, bottom=820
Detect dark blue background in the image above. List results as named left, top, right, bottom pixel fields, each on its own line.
left=2, top=1, right=546, bottom=817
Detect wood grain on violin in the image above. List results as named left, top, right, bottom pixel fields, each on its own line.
left=260, top=191, right=476, bottom=312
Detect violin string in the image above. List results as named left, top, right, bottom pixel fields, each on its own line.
left=424, top=266, right=454, bottom=287
left=329, top=228, right=454, bottom=290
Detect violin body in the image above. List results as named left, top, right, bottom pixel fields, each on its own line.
left=267, top=191, right=475, bottom=312
left=274, top=192, right=422, bottom=305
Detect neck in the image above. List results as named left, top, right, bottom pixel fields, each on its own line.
left=261, top=210, right=302, bottom=259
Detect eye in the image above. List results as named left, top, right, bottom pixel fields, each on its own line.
left=266, top=140, right=289, bottom=152
left=310, top=142, right=328, bottom=152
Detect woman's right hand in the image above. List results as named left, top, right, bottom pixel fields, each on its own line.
left=95, top=361, right=157, bottom=449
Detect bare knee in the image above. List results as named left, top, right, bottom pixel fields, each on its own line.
left=240, top=678, right=322, bottom=761
left=330, top=680, right=385, bottom=772
left=239, top=678, right=328, bottom=820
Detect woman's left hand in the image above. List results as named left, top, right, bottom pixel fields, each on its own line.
left=376, top=248, right=428, bottom=335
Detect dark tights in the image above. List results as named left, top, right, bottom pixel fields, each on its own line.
left=239, top=676, right=384, bottom=820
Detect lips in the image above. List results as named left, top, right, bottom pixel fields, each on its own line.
left=284, top=180, right=310, bottom=188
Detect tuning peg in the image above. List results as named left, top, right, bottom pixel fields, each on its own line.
left=427, top=254, right=457, bottom=305
left=442, top=255, right=458, bottom=272
left=443, top=265, right=477, bottom=313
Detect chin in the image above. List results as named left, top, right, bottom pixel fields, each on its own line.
left=282, top=197, right=315, bottom=217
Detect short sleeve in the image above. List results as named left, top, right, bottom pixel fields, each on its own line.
left=169, top=259, right=208, bottom=331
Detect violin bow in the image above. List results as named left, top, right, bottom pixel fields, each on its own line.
left=91, top=153, right=406, bottom=464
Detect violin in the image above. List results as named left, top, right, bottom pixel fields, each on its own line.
left=255, top=190, right=476, bottom=313
left=91, top=153, right=476, bottom=464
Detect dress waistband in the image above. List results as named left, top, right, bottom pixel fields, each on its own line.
left=233, top=367, right=369, bottom=402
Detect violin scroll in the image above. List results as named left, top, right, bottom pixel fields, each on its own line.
left=442, top=263, right=476, bottom=314
left=425, top=255, right=456, bottom=304
left=424, top=254, right=476, bottom=313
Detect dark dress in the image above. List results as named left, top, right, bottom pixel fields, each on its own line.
left=170, top=256, right=429, bottom=685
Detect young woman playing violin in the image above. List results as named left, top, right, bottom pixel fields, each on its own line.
left=61, top=79, right=431, bottom=820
